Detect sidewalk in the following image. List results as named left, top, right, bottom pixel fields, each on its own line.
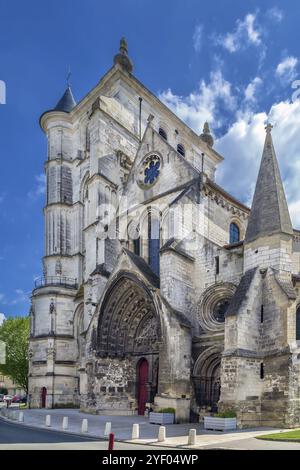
left=0, top=407, right=287, bottom=449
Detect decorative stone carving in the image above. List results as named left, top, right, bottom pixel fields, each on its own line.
left=198, top=283, right=236, bottom=332
left=55, top=259, right=62, bottom=275
left=97, top=277, right=160, bottom=357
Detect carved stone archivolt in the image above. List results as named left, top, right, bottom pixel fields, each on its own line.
left=97, top=276, right=161, bottom=358
left=198, top=282, right=236, bottom=332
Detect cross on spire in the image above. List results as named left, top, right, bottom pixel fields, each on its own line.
left=66, top=66, right=72, bottom=88
left=265, top=122, right=273, bottom=134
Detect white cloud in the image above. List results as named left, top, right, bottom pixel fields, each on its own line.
left=244, top=77, right=263, bottom=103
left=10, top=289, right=28, bottom=305
left=266, top=7, right=283, bottom=23
left=193, top=24, right=203, bottom=53
left=276, top=56, right=298, bottom=83
left=215, top=12, right=261, bottom=53
left=216, top=99, right=300, bottom=228
left=0, top=313, right=5, bottom=326
left=159, top=70, right=300, bottom=229
left=28, top=173, right=46, bottom=199
left=159, top=70, right=236, bottom=133
left=0, top=289, right=29, bottom=306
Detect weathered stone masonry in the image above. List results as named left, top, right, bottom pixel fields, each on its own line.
left=28, top=40, right=300, bottom=427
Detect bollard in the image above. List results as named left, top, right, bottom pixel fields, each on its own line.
left=104, top=421, right=111, bottom=437
left=81, top=418, right=88, bottom=433
left=188, top=428, right=196, bottom=445
left=108, top=432, right=115, bottom=450
left=18, top=411, right=24, bottom=423
left=158, top=425, right=166, bottom=442
left=45, top=414, right=51, bottom=427
left=62, top=416, right=68, bottom=430
left=131, top=423, right=139, bottom=440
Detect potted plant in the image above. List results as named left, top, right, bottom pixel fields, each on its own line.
left=204, top=410, right=237, bottom=431
left=149, top=407, right=175, bottom=424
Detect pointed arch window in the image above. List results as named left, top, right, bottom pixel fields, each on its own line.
left=177, top=143, right=185, bottom=157
left=148, top=210, right=160, bottom=276
left=159, top=127, right=168, bottom=141
left=229, top=222, right=240, bottom=244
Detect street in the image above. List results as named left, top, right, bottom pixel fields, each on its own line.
left=0, top=418, right=167, bottom=450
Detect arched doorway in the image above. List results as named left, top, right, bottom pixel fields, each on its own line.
left=95, top=274, right=161, bottom=414
left=193, top=347, right=222, bottom=412
left=137, top=358, right=149, bottom=415
left=41, top=387, right=47, bottom=408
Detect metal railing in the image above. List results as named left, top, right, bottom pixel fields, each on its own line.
left=34, top=276, right=78, bottom=289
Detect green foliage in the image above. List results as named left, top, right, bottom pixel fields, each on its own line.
left=0, top=316, right=29, bottom=393
left=53, top=402, right=79, bottom=409
left=215, top=410, right=236, bottom=418
left=0, top=387, right=8, bottom=394
left=157, top=408, right=175, bottom=414
left=256, top=430, right=300, bottom=441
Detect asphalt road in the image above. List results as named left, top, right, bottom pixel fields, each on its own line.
left=0, top=418, right=167, bottom=450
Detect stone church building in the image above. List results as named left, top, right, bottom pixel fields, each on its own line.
left=28, top=38, right=300, bottom=427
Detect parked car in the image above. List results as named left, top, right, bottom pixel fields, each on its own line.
left=12, top=395, right=22, bottom=403
left=20, top=396, right=27, bottom=404
left=3, top=395, right=12, bottom=402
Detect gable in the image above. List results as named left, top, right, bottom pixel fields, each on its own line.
left=120, top=124, right=200, bottom=213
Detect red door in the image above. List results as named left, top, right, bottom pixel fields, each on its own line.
left=137, top=359, right=149, bottom=415
left=41, top=387, right=47, bottom=408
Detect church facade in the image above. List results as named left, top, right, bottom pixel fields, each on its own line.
left=28, top=39, right=300, bottom=428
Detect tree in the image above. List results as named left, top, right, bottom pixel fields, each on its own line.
left=0, top=317, right=29, bottom=394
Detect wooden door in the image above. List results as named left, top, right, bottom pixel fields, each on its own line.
left=137, top=359, right=149, bottom=415
left=41, top=387, right=47, bottom=408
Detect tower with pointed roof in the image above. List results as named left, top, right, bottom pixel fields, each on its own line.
left=244, top=123, right=294, bottom=276
left=219, top=125, right=300, bottom=428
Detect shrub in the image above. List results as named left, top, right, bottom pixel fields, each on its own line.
left=157, top=407, right=175, bottom=414
left=215, top=410, right=236, bottom=418
left=53, top=402, right=79, bottom=409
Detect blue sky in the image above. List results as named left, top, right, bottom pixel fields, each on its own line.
left=1, top=0, right=300, bottom=317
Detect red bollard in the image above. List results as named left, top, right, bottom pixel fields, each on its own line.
left=108, top=432, right=115, bottom=450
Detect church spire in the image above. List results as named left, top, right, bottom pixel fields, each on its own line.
left=113, top=37, right=134, bottom=73
left=54, top=85, right=76, bottom=113
left=245, top=124, right=293, bottom=243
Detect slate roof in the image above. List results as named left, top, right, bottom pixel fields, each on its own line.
left=54, top=86, right=76, bottom=113
left=274, top=276, right=297, bottom=300
left=124, top=249, right=160, bottom=288
left=245, top=127, right=293, bottom=243
left=225, top=267, right=257, bottom=317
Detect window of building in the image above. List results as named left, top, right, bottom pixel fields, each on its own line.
left=215, top=256, right=220, bottom=275
left=159, top=127, right=167, bottom=141
left=296, top=306, right=300, bottom=340
left=177, top=144, right=185, bottom=157
left=229, top=222, right=240, bottom=244
left=260, top=363, right=264, bottom=379
left=261, top=305, right=264, bottom=323
left=148, top=210, right=160, bottom=276
left=213, top=299, right=230, bottom=323
left=133, top=237, right=140, bottom=256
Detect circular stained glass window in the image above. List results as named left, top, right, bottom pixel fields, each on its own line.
left=137, top=154, right=161, bottom=188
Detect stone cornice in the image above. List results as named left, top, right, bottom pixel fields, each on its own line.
left=203, top=180, right=250, bottom=219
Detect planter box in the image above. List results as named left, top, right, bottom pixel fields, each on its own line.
left=149, top=412, right=174, bottom=424
left=204, top=416, right=237, bottom=431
